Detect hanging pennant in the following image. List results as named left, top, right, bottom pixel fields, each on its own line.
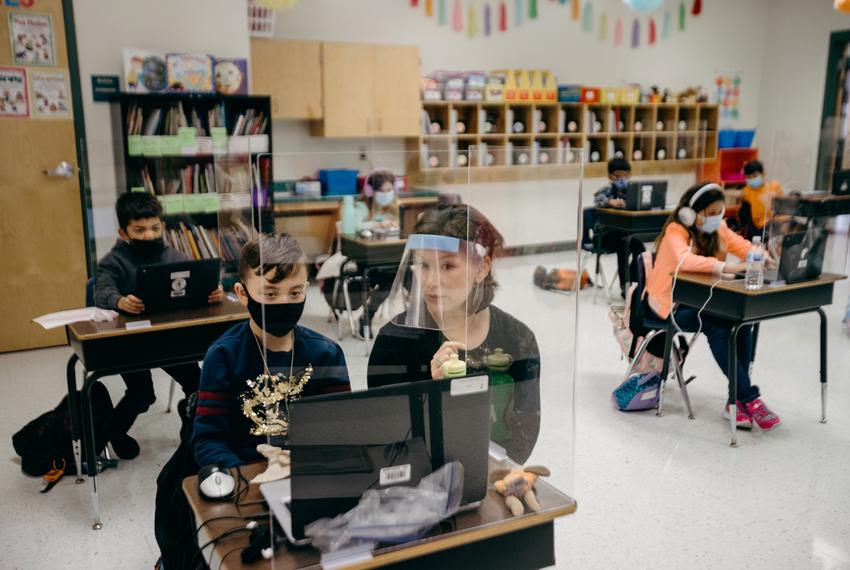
left=485, top=3, right=492, bottom=35
left=631, top=19, right=640, bottom=48
left=468, top=4, right=478, bottom=36
left=599, top=12, right=608, bottom=41
left=453, top=0, right=463, bottom=30
left=692, top=0, right=702, bottom=16
left=559, top=0, right=567, bottom=4
left=581, top=2, right=593, bottom=31
left=572, top=0, right=580, bottom=20
left=411, top=0, right=419, bottom=6
left=426, top=0, right=434, bottom=17
left=662, top=9, right=671, bottom=39
left=530, top=0, right=538, bottom=19
left=439, top=0, right=448, bottom=25
left=679, top=1, right=686, bottom=30
left=614, top=17, right=623, bottom=46
left=515, top=0, right=523, bottom=26
left=649, top=17, right=656, bottom=45
left=499, top=0, right=508, bottom=30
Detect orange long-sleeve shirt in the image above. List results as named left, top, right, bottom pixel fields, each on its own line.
left=646, top=221, right=752, bottom=319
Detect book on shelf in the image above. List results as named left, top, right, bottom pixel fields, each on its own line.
left=230, top=108, right=267, bottom=136
left=138, top=162, right=215, bottom=196
left=125, top=101, right=223, bottom=136
left=164, top=222, right=220, bottom=260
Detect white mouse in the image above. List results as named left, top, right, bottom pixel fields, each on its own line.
left=198, top=465, right=235, bottom=499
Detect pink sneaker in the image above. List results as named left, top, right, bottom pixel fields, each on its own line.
left=745, top=398, right=781, bottom=431
left=722, top=402, right=753, bottom=429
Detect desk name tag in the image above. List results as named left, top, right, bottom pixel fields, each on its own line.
left=450, top=374, right=488, bottom=396
left=125, top=320, right=152, bottom=330
left=379, top=464, right=411, bottom=486
left=170, top=270, right=191, bottom=279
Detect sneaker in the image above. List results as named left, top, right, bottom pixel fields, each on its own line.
left=745, top=398, right=781, bottom=431
left=110, top=434, right=140, bottom=459
left=533, top=266, right=547, bottom=288
left=721, top=402, right=753, bottom=429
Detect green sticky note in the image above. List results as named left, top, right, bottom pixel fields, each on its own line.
left=184, top=194, right=206, bottom=213
left=142, top=136, right=162, bottom=157
left=211, top=127, right=228, bottom=154
left=178, top=127, right=197, bottom=148
left=200, top=193, right=220, bottom=213
left=161, top=136, right=181, bottom=156
left=130, top=186, right=146, bottom=193
left=158, top=194, right=185, bottom=214
left=127, top=135, right=143, bottom=156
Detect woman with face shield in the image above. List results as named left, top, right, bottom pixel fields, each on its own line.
left=366, top=205, right=541, bottom=464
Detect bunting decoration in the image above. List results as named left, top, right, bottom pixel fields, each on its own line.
left=426, top=0, right=434, bottom=16
left=572, top=0, right=580, bottom=20
left=679, top=0, right=686, bottom=30
left=468, top=4, right=478, bottom=36
left=515, top=0, right=523, bottom=25
left=485, top=3, right=492, bottom=35
left=648, top=16, right=656, bottom=45
left=529, top=0, right=538, bottom=19
left=662, top=9, right=671, bottom=39
left=581, top=2, right=593, bottom=31
left=599, top=11, right=608, bottom=41
left=439, top=0, right=448, bottom=24
left=631, top=19, right=640, bottom=48
left=692, top=0, right=702, bottom=16
left=614, top=16, right=623, bottom=46
left=453, top=0, right=463, bottom=30
left=499, top=0, right=507, bottom=30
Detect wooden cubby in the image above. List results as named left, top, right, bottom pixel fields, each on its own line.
left=412, top=101, right=719, bottom=182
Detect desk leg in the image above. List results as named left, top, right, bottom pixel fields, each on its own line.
left=657, top=322, right=675, bottom=417
left=65, top=354, right=84, bottom=484
left=81, top=373, right=104, bottom=530
left=817, top=308, right=828, bottom=423
left=728, top=324, right=741, bottom=448
left=362, top=269, right=372, bottom=357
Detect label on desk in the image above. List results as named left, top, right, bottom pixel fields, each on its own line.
left=379, top=464, right=411, bottom=486
left=125, top=320, right=152, bottom=330
left=450, top=375, right=488, bottom=396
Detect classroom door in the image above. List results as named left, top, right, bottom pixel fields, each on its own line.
left=0, top=0, right=87, bottom=352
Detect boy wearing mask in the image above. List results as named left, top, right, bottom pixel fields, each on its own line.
left=738, top=160, right=783, bottom=239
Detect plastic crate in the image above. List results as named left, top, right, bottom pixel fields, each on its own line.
left=718, top=130, right=737, bottom=149
left=736, top=129, right=756, bottom=148
left=319, top=169, right=358, bottom=196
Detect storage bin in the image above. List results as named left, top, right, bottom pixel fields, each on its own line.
left=736, top=129, right=756, bottom=148
left=319, top=169, right=358, bottom=196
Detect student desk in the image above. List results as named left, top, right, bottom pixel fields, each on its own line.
left=182, top=460, right=576, bottom=570
left=595, top=207, right=672, bottom=236
left=65, top=298, right=248, bottom=529
left=661, top=272, right=846, bottom=446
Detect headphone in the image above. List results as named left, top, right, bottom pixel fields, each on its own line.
left=362, top=168, right=397, bottom=198
left=677, top=183, right=723, bottom=227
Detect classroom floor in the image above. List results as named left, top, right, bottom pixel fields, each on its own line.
left=2, top=236, right=850, bottom=570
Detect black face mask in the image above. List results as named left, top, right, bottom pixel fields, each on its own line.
left=242, top=285, right=305, bottom=337
left=128, top=237, right=166, bottom=258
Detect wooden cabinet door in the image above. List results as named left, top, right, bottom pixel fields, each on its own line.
left=0, top=0, right=87, bottom=352
left=371, top=45, right=421, bottom=137
left=320, top=42, right=374, bottom=137
left=251, top=39, right=322, bottom=119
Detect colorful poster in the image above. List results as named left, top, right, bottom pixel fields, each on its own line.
left=715, top=71, right=741, bottom=121
left=30, top=70, right=70, bottom=118
left=8, top=12, right=55, bottom=66
left=214, top=58, right=248, bottom=95
left=0, top=66, right=29, bottom=118
left=167, top=53, right=214, bottom=93
left=123, top=48, right=168, bottom=93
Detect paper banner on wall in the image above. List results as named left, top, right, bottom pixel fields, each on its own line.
left=439, top=0, right=448, bottom=24
left=8, top=11, right=55, bottom=66
left=662, top=9, right=671, bottom=39
left=468, top=4, right=478, bottom=36
left=529, top=0, right=538, bottom=19
left=485, top=3, right=492, bottom=35
left=29, top=70, right=71, bottom=119
left=515, top=0, right=523, bottom=26
left=716, top=71, right=741, bottom=121
left=581, top=2, right=592, bottom=31
left=453, top=0, right=463, bottom=30
left=499, top=0, right=507, bottom=30
left=426, top=0, right=434, bottom=17
left=0, top=66, right=28, bottom=118
left=614, top=16, right=623, bottom=46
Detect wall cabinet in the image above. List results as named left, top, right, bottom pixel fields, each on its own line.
left=250, top=39, right=322, bottom=119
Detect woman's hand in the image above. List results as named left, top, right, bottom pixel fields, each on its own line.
left=430, top=341, right=466, bottom=380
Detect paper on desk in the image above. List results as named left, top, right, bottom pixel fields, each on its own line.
left=33, top=307, right=119, bottom=330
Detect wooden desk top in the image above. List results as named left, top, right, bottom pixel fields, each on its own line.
left=676, top=272, right=847, bottom=297
left=67, top=297, right=248, bottom=341
left=596, top=207, right=674, bottom=217
left=183, top=460, right=576, bottom=570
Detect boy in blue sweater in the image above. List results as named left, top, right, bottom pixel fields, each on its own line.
left=193, top=233, right=350, bottom=468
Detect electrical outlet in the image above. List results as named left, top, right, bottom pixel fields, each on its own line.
left=359, top=147, right=368, bottom=161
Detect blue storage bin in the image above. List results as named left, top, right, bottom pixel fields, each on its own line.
left=319, top=169, right=358, bottom=196
left=718, top=130, right=737, bottom=149
left=736, top=129, right=756, bottom=148
left=558, top=84, right=582, bottom=102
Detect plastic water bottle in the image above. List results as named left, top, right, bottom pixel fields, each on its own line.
left=341, top=195, right=357, bottom=235
left=745, top=236, right=765, bottom=290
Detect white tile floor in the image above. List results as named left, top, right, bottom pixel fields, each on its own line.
left=2, top=237, right=850, bottom=569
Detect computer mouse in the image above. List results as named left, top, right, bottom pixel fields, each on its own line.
left=359, top=229, right=374, bottom=239
left=198, top=464, right=235, bottom=500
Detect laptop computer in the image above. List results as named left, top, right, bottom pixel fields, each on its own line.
left=625, top=180, right=667, bottom=211
left=134, top=259, right=221, bottom=313
left=260, top=374, right=491, bottom=545
left=735, top=230, right=827, bottom=284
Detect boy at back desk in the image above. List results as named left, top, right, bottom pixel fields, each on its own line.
left=93, top=192, right=223, bottom=459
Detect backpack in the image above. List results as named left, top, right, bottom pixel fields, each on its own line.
left=12, top=382, right=113, bottom=477
left=611, top=371, right=662, bottom=411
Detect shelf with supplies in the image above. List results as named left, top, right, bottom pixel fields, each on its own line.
left=410, top=100, right=719, bottom=184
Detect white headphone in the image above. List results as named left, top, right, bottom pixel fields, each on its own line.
left=678, top=183, right=723, bottom=227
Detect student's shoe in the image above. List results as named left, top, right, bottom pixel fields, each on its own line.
left=721, top=402, right=753, bottom=429
left=745, top=398, right=781, bottom=431
left=110, top=434, right=141, bottom=459
left=533, top=266, right=547, bottom=288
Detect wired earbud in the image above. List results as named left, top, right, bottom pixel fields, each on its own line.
left=678, top=183, right=722, bottom=227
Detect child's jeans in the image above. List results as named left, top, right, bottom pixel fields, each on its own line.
left=112, top=365, right=200, bottom=438
left=672, top=307, right=760, bottom=404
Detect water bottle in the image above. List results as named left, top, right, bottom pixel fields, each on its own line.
left=341, top=195, right=357, bottom=235
left=745, top=236, right=765, bottom=290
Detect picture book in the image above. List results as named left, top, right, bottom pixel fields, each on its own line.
left=166, top=53, right=214, bottom=93
left=123, top=48, right=168, bottom=93
left=214, top=58, right=248, bottom=95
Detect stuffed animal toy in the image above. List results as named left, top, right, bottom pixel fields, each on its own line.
left=489, top=465, right=551, bottom=516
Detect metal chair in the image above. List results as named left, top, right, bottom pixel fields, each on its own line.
left=578, top=208, right=618, bottom=302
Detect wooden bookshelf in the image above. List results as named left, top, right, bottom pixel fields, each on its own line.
left=410, top=101, right=719, bottom=184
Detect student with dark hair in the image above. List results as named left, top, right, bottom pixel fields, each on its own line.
left=93, top=192, right=223, bottom=459
left=366, top=205, right=541, bottom=463
left=737, top=159, right=783, bottom=239
left=646, top=182, right=781, bottom=431
left=193, top=233, right=350, bottom=468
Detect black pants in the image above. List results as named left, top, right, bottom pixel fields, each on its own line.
left=598, top=230, right=646, bottom=294
left=112, top=364, right=200, bottom=438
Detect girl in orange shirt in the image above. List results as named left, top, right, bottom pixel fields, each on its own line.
left=646, top=182, right=781, bottom=431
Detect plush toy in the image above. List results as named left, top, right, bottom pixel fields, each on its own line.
left=250, top=443, right=291, bottom=484
left=489, top=465, right=551, bottom=516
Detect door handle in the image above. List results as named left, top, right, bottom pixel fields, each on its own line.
left=43, top=161, right=75, bottom=178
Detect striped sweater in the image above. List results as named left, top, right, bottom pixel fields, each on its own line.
left=192, top=321, right=350, bottom=467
